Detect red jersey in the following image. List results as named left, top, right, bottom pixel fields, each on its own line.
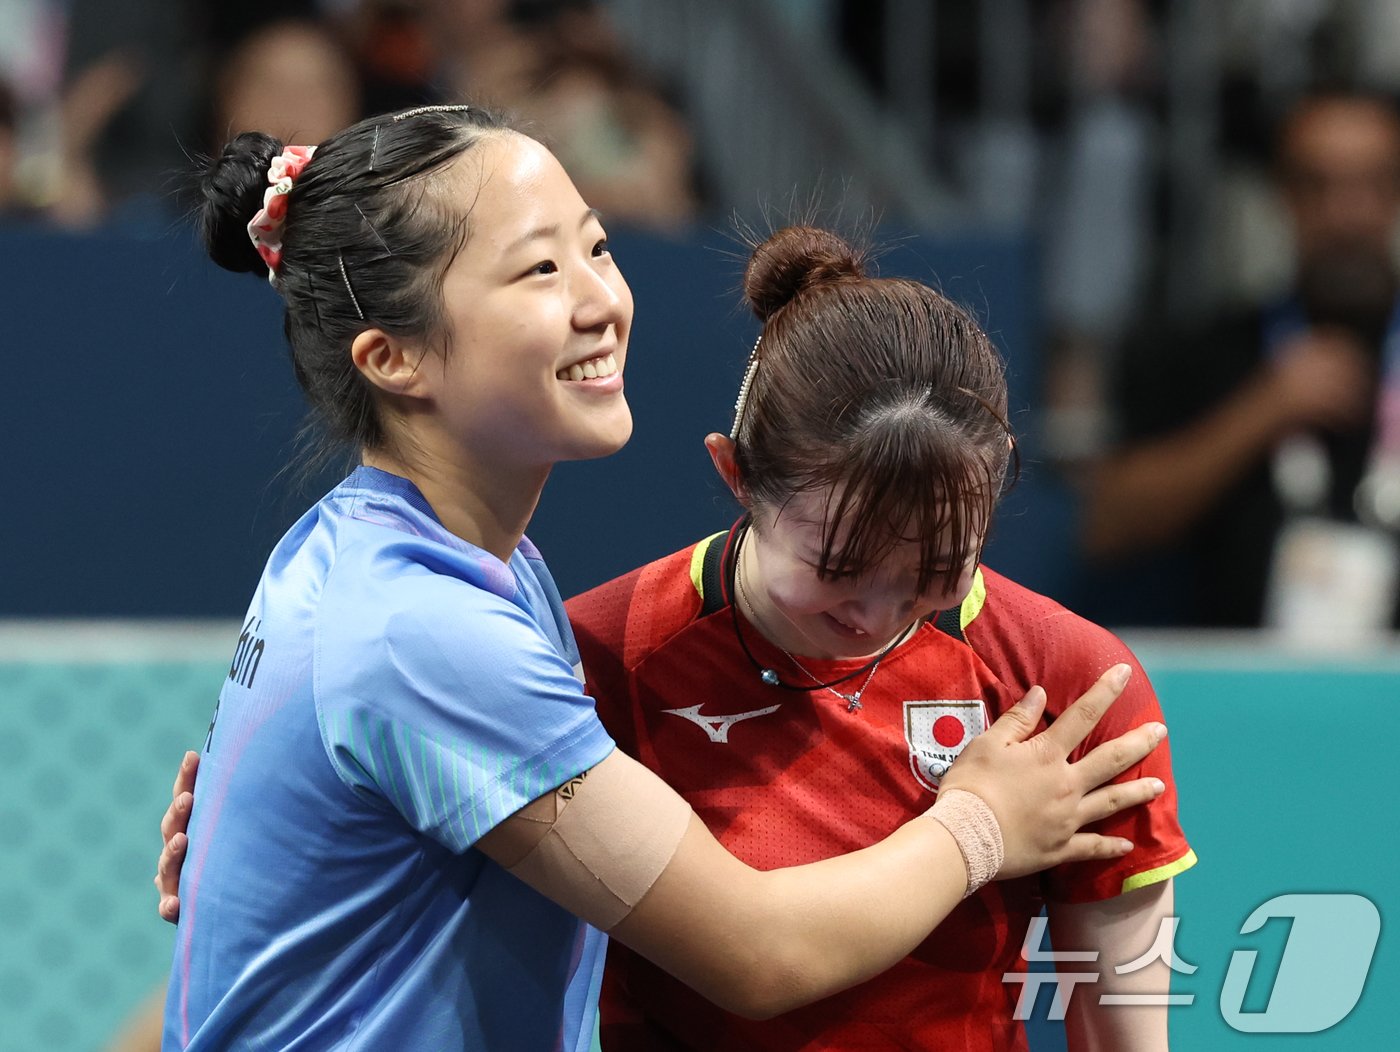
left=566, top=523, right=1195, bottom=1052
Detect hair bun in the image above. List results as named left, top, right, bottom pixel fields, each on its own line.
left=197, top=131, right=285, bottom=275
left=743, top=226, right=866, bottom=321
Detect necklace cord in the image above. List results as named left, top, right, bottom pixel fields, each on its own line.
left=729, top=524, right=909, bottom=694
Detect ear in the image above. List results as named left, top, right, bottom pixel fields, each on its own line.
left=351, top=329, right=429, bottom=397
left=704, top=432, right=748, bottom=504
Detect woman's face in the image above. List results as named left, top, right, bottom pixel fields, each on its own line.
left=425, top=133, right=634, bottom=469
left=744, top=487, right=981, bottom=661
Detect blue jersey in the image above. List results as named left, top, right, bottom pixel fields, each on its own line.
left=164, top=466, right=615, bottom=1051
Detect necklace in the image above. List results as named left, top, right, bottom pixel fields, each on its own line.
left=781, top=644, right=883, bottom=713
left=730, top=526, right=911, bottom=713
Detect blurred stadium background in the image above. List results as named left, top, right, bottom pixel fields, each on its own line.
left=0, top=1, right=1396, bottom=1049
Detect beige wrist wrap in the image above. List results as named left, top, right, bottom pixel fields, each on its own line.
left=928, top=788, right=1004, bottom=898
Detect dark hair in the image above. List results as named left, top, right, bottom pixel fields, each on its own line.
left=195, top=104, right=515, bottom=458
left=734, top=226, right=1015, bottom=595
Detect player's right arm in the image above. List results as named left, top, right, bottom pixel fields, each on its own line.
left=157, top=665, right=1165, bottom=1019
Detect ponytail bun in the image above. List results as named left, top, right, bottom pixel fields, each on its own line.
left=743, top=226, right=866, bottom=321
left=197, top=131, right=284, bottom=275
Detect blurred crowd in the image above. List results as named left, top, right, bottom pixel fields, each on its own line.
left=4, top=0, right=1398, bottom=637
left=836, top=0, right=1400, bottom=635
left=0, top=0, right=700, bottom=230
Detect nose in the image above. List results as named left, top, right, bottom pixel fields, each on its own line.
left=572, top=257, right=632, bottom=333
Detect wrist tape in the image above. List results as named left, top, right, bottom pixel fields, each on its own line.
left=928, top=788, right=1004, bottom=898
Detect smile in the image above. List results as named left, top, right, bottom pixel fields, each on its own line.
left=823, top=613, right=870, bottom=638
left=556, top=352, right=619, bottom=382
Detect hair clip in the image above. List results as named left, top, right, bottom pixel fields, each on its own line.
left=391, top=104, right=473, bottom=122
left=730, top=335, right=763, bottom=441
left=339, top=255, right=365, bottom=320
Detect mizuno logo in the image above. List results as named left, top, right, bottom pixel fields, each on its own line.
left=661, top=704, right=781, bottom=743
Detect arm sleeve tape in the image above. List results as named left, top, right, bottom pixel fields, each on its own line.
left=506, top=750, right=693, bottom=931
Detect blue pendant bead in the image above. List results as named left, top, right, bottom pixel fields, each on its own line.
left=761, top=668, right=780, bottom=687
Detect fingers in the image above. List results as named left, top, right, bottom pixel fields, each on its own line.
left=981, top=685, right=1047, bottom=745
left=160, top=791, right=194, bottom=844
left=1071, top=722, right=1168, bottom=792
left=161, top=751, right=199, bottom=842
left=1039, top=664, right=1132, bottom=756
left=154, top=832, right=187, bottom=924
left=1078, top=775, right=1166, bottom=827
left=1056, top=831, right=1137, bottom=866
left=156, top=751, right=198, bottom=925
left=171, top=750, right=199, bottom=801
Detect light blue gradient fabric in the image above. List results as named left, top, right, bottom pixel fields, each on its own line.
left=165, top=466, right=613, bottom=1051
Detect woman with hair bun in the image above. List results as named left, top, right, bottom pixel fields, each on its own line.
left=156, top=106, right=1168, bottom=1051
left=568, top=227, right=1196, bottom=1051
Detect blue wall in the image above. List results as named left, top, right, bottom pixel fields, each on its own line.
left=1, top=220, right=1046, bottom=614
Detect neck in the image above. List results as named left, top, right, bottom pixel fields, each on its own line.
left=363, top=440, right=550, bottom=564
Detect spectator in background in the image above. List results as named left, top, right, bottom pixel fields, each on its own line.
left=53, top=0, right=201, bottom=226
left=0, top=79, right=19, bottom=214
left=48, top=50, right=144, bottom=225
left=1084, top=89, right=1400, bottom=630
left=212, top=20, right=363, bottom=147
left=427, top=0, right=700, bottom=229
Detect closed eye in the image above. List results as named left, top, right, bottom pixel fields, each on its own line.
left=806, top=560, right=860, bottom=582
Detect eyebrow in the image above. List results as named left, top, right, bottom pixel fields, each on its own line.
left=506, top=208, right=604, bottom=253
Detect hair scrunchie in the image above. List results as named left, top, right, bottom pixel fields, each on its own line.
left=246, top=144, right=316, bottom=281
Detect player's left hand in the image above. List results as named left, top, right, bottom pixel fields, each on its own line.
left=154, top=750, right=199, bottom=923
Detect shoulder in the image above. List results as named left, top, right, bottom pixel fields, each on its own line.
left=566, top=534, right=717, bottom=672
left=967, top=567, right=1122, bottom=660
left=319, top=532, right=578, bottom=712
left=966, top=568, right=1155, bottom=723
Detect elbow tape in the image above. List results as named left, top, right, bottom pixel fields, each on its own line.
left=928, top=788, right=1004, bottom=898
left=507, top=753, right=693, bottom=931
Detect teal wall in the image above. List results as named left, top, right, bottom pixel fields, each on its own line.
left=1136, top=651, right=1398, bottom=1050
left=0, top=649, right=219, bottom=1052
left=0, top=633, right=1394, bottom=1050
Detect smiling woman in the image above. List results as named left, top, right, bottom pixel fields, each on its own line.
left=351, top=133, right=634, bottom=552
left=155, top=104, right=1173, bottom=1052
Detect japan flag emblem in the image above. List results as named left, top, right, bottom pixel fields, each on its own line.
left=903, top=700, right=989, bottom=792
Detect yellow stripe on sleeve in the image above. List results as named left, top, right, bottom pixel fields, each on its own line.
left=1121, top=848, right=1199, bottom=894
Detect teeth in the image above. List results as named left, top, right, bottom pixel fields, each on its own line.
left=557, top=352, right=619, bottom=382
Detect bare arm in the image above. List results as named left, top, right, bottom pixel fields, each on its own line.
left=156, top=669, right=1166, bottom=1019
left=1049, top=880, right=1176, bottom=1052
left=476, top=668, right=1166, bottom=1018
left=1084, top=330, right=1373, bottom=558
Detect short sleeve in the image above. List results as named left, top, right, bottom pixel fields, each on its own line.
left=316, top=570, right=615, bottom=852
left=1033, top=620, right=1196, bottom=904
